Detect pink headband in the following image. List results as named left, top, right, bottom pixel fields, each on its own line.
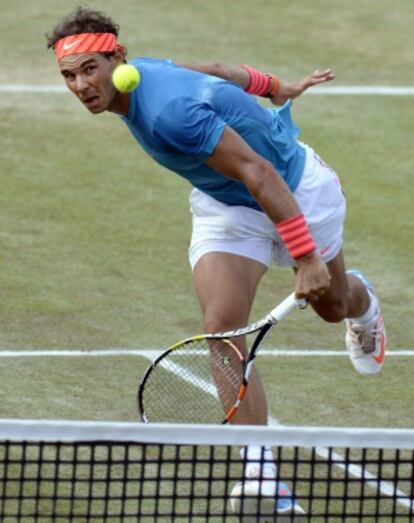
left=54, top=32, right=124, bottom=61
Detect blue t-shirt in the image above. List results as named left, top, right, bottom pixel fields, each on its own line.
left=121, top=58, right=306, bottom=211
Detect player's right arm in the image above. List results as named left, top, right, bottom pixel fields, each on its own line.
left=153, top=94, right=330, bottom=301
left=177, top=61, right=335, bottom=105
left=205, top=125, right=331, bottom=302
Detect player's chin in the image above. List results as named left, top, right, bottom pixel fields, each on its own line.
left=87, top=105, right=107, bottom=114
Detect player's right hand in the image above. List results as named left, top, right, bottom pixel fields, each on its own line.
left=294, top=251, right=331, bottom=303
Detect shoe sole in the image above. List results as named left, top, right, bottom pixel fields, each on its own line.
left=234, top=504, right=306, bottom=523
left=230, top=484, right=306, bottom=522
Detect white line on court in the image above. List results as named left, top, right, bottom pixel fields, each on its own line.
left=1, top=84, right=414, bottom=95
left=0, top=348, right=412, bottom=358
left=159, top=358, right=219, bottom=399
left=138, top=352, right=414, bottom=511
left=315, top=446, right=414, bottom=511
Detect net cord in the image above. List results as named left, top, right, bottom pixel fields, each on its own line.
left=0, top=419, right=413, bottom=449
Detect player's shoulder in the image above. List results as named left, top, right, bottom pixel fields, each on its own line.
left=128, top=57, right=192, bottom=100
left=129, top=56, right=177, bottom=73
left=127, top=57, right=220, bottom=131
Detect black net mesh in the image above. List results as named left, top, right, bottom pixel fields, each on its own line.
left=1, top=431, right=413, bottom=522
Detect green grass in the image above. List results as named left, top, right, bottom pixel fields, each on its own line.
left=1, top=3, right=414, bottom=520
left=0, top=0, right=413, bottom=428
left=2, top=0, right=414, bottom=84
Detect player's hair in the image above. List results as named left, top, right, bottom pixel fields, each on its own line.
left=45, top=6, right=121, bottom=53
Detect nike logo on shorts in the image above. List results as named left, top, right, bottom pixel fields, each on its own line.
left=319, top=243, right=333, bottom=256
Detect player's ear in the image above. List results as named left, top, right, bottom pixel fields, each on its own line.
left=113, top=46, right=127, bottom=65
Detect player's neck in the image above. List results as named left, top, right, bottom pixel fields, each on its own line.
left=108, top=91, right=130, bottom=116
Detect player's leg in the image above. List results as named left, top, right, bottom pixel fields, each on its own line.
left=290, top=144, right=386, bottom=376
left=189, top=189, right=304, bottom=515
left=194, top=251, right=305, bottom=517
left=188, top=188, right=278, bottom=424
left=310, top=250, right=386, bottom=375
left=193, top=250, right=269, bottom=425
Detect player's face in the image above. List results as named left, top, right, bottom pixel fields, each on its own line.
left=59, top=53, right=121, bottom=114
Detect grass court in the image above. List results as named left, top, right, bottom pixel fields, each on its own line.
left=0, top=1, right=413, bottom=520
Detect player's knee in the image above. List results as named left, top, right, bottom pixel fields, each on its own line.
left=313, top=298, right=348, bottom=323
left=203, top=311, right=243, bottom=334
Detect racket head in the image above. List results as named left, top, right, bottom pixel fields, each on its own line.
left=137, top=335, right=246, bottom=424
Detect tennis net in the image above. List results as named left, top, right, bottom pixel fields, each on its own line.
left=0, top=419, right=413, bottom=522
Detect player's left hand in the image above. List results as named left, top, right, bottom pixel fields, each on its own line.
left=270, top=68, right=335, bottom=106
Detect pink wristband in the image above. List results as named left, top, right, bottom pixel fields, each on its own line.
left=275, top=214, right=316, bottom=259
left=240, top=64, right=272, bottom=96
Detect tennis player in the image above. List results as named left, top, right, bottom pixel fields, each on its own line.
left=46, top=6, right=387, bottom=517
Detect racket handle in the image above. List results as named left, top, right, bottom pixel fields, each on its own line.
left=267, top=292, right=307, bottom=323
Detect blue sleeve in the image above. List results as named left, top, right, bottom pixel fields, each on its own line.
left=153, top=97, right=226, bottom=160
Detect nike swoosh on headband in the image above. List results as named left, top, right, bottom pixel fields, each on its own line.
left=62, top=40, right=82, bottom=50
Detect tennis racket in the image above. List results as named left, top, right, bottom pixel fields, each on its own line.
left=137, top=292, right=306, bottom=424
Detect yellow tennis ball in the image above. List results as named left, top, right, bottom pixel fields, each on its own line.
left=112, top=64, right=140, bottom=93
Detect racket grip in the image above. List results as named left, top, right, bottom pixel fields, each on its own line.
left=268, top=292, right=307, bottom=323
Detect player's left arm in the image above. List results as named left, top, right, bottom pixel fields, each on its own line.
left=177, top=62, right=251, bottom=88
left=177, top=61, right=335, bottom=105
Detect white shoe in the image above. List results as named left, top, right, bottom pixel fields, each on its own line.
left=230, top=478, right=306, bottom=522
left=345, top=270, right=387, bottom=376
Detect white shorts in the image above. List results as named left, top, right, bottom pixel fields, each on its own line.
left=188, top=144, right=346, bottom=269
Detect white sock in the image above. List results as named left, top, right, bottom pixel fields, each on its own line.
left=352, top=289, right=378, bottom=326
left=241, top=445, right=276, bottom=479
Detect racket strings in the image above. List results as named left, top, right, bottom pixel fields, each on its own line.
left=209, top=340, right=244, bottom=388
left=141, top=338, right=244, bottom=423
left=207, top=339, right=244, bottom=410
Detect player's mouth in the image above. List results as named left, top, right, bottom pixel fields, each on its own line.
left=83, top=94, right=102, bottom=111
